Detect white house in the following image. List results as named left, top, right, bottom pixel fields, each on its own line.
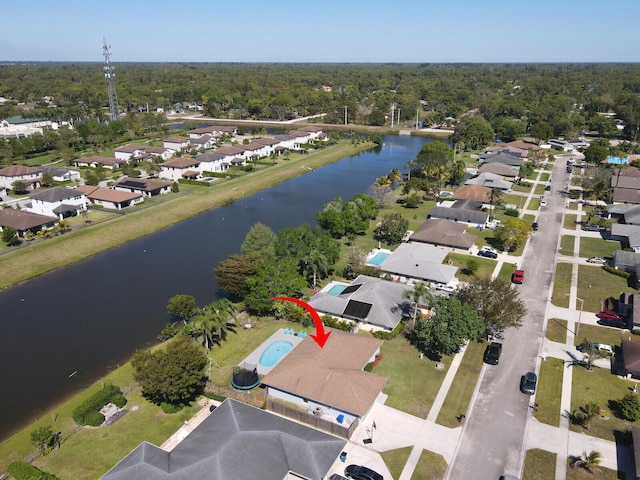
left=114, top=145, right=146, bottom=161
left=163, top=136, right=191, bottom=152
left=159, top=157, right=202, bottom=181
left=113, top=177, right=172, bottom=197
left=76, top=185, right=144, bottom=210
left=73, top=156, right=124, bottom=170
left=0, top=165, right=42, bottom=190
left=195, top=152, right=229, bottom=173
left=27, top=187, right=87, bottom=219
left=38, top=166, right=81, bottom=183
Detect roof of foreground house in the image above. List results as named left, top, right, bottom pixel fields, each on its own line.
left=0, top=208, right=57, bottom=230
left=100, top=399, right=345, bottom=480
left=262, top=329, right=387, bottom=417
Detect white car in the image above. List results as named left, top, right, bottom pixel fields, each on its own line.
left=540, top=199, right=547, bottom=207
left=435, top=284, right=456, bottom=293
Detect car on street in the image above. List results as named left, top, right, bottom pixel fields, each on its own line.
left=540, top=199, right=547, bottom=207
left=512, top=269, right=525, bottom=284
left=435, top=284, right=456, bottom=293
left=478, top=246, right=498, bottom=259
left=599, top=310, right=624, bottom=321
left=586, top=256, right=607, bottom=264
left=581, top=224, right=605, bottom=231
left=531, top=222, right=538, bottom=231
left=483, top=342, right=502, bottom=365
left=545, top=184, right=551, bottom=191
left=520, top=371, right=537, bottom=395
left=344, top=464, right=383, bottom=480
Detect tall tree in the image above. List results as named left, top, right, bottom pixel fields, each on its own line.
left=166, top=294, right=196, bottom=324
left=494, top=218, right=531, bottom=251
left=240, top=222, right=276, bottom=257
left=244, top=257, right=307, bottom=315
left=214, top=253, right=261, bottom=300
left=452, top=116, right=495, bottom=150
left=375, top=212, right=409, bottom=245
left=402, top=281, right=432, bottom=328
left=187, top=299, right=236, bottom=351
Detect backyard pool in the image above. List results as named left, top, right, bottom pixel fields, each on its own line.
left=327, top=284, right=347, bottom=295
left=259, top=340, right=294, bottom=367
left=367, top=251, right=390, bottom=266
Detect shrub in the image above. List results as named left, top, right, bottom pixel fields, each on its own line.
left=7, top=461, right=60, bottom=480
left=602, top=264, right=632, bottom=278
left=177, top=178, right=212, bottom=187
left=619, top=393, right=640, bottom=421
left=72, top=384, right=126, bottom=426
left=504, top=208, right=519, bottom=217
left=161, top=402, right=183, bottom=414
left=321, top=315, right=352, bottom=332
left=373, top=320, right=404, bottom=340
left=203, top=391, right=227, bottom=402
left=364, top=363, right=373, bottom=372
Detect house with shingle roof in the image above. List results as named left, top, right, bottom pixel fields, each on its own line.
left=480, top=151, right=525, bottom=167
left=502, top=140, right=542, bottom=152
left=477, top=161, right=519, bottom=180
left=0, top=208, right=58, bottom=236
left=159, top=157, right=202, bottom=181
left=73, top=156, right=123, bottom=169
left=76, top=185, right=143, bottom=210
left=38, top=165, right=81, bottom=183
left=262, top=329, right=386, bottom=424
left=0, top=165, right=42, bottom=190
left=465, top=172, right=512, bottom=191
left=377, top=243, right=458, bottom=285
left=100, top=398, right=345, bottom=480
left=452, top=185, right=491, bottom=203
left=611, top=167, right=640, bottom=204
left=622, top=340, right=640, bottom=378
left=27, top=187, right=86, bottom=219
left=113, top=178, right=171, bottom=197
left=409, top=218, right=476, bottom=251
left=163, top=136, right=190, bottom=152
left=308, top=275, right=409, bottom=331
left=428, top=200, right=490, bottom=226
left=195, top=152, right=228, bottom=172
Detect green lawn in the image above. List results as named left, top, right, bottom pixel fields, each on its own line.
left=560, top=235, right=576, bottom=256
left=578, top=237, right=621, bottom=259
left=546, top=318, right=568, bottom=344
left=533, top=358, right=564, bottom=427
left=568, top=201, right=579, bottom=210
left=445, top=252, right=498, bottom=283
left=529, top=198, right=541, bottom=210
left=410, top=450, right=447, bottom=480
left=551, top=263, right=573, bottom=308
left=436, top=340, right=485, bottom=427
left=566, top=462, right=623, bottom=480
left=375, top=335, right=452, bottom=419
left=381, top=446, right=413, bottom=480
left=540, top=172, right=551, bottom=182
left=574, top=324, right=636, bottom=350
left=512, top=183, right=533, bottom=193
left=534, top=183, right=546, bottom=195
left=570, top=364, right=640, bottom=442
left=577, top=265, right=631, bottom=313
left=523, top=449, right=556, bottom=480
left=564, top=213, right=578, bottom=229
left=498, top=263, right=518, bottom=283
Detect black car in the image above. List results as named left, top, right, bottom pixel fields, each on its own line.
left=545, top=185, right=551, bottom=191
left=531, top=222, right=538, bottom=231
left=344, top=464, right=383, bottom=480
left=597, top=317, right=628, bottom=329
left=520, top=371, right=537, bottom=395
left=581, top=224, right=605, bottom=232
left=483, top=342, right=502, bottom=365
left=478, top=250, right=498, bottom=259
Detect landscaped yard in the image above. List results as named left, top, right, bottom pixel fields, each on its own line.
left=540, top=172, right=551, bottom=182
left=566, top=462, right=622, bottom=480
left=512, top=183, right=533, bottom=193
left=546, top=318, right=568, bottom=344
left=560, top=235, right=576, bottom=256
left=529, top=197, right=541, bottom=210
left=533, top=358, right=564, bottom=427
left=577, top=265, right=631, bottom=313
left=523, top=449, right=556, bottom=480
left=445, top=252, right=497, bottom=283
left=551, top=263, right=573, bottom=308
left=436, top=340, right=485, bottom=428
left=498, top=262, right=517, bottom=283
left=578, top=237, right=621, bottom=259
left=534, top=183, right=546, bottom=195
left=410, top=449, right=447, bottom=480
left=574, top=324, right=637, bottom=350
left=564, top=213, right=578, bottom=229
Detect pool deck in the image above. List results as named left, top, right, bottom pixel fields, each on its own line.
left=239, top=328, right=304, bottom=375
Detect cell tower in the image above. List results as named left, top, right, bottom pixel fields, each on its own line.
left=101, top=38, right=120, bottom=121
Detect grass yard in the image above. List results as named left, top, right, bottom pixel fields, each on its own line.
left=566, top=463, right=623, bottom=480
left=529, top=197, right=541, bottom=210
left=546, top=318, right=568, bottom=344
left=533, top=358, right=564, bottom=427
left=523, top=449, right=556, bottom=480
left=540, top=172, right=551, bottom=182
left=534, top=183, right=546, bottom=195
left=498, top=263, right=518, bottom=283
left=436, top=340, right=485, bottom=428
left=568, top=201, right=579, bottom=210
left=564, top=213, right=578, bottom=229
left=551, top=263, right=573, bottom=308
left=560, top=235, right=576, bottom=256
left=464, top=225, right=500, bottom=250
left=410, top=449, right=447, bottom=480
left=577, top=265, right=631, bottom=313
left=574, top=324, right=636, bottom=350
left=445, top=252, right=497, bottom=283
left=570, top=364, right=640, bottom=442
left=512, top=183, right=533, bottom=193
left=381, top=446, right=413, bottom=480
left=375, top=335, right=452, bottom=419
left=578, top=237, right=621, bottom=259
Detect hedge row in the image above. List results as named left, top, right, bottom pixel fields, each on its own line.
left=72, top=384, right=126, bottom=426
left=321, top=315, right=352, bottom=332
left=602, top=264, right=632, bottom=279
left=373, top=320, right=405, bottom=340
left=178, top=178, right=212, bottom=187
left=8, top=461, right=59, bottom=480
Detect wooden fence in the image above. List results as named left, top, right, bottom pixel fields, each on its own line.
left=266, top=399, right=358, bottom=439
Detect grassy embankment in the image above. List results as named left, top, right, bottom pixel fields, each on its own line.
left=0, top=141, right=373, bottom=291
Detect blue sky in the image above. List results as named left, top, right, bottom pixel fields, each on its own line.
left=2, top=0, right=639, bottom=63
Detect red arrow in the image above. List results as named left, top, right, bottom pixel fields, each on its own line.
left=271, top=297, right=331, bottom=348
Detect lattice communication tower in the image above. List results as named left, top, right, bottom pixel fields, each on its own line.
left=101, top=38, right=120, bottom=121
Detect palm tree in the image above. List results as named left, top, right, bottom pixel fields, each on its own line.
left=188, top=299, right=236, bottom=351
left=572, top=450, right=602, bottom=472
left=489, top=188, right=503, bottom=221
left=402, top=281, right=432, bottom=328
left=300, top=248, right=329, bottom=288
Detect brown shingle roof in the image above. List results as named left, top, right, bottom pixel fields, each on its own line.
left=452, top=185, right=491, bottom=202
left=623, top=340, right=640, bottom=375
left=0, top=165, right=41, bottom=177
left=0, top=209, right=57, bottom=230
left=76, top=185, right=142, bottom=203
left=410, top=218, right=476, bottom=249
left=161, top=158, right=200, bottom=168
left=262, top=329, right=387, bottom=417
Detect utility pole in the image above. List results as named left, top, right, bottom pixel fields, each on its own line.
left=102, top=38, right=120, bottom=121
left=416, top=108, right=419, bottom=130
left=344, top=105, right=348, bottom=125
left=390, top=104, right=395, bottom=128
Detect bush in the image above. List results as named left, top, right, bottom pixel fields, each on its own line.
left=373, top=320, right=405, bottom=340
left=203, top=391, right=227, bottom=402
left=7, top=461, right=60, bottom=480
left=619, top=393, right=640, bottom=421
left=72, top=384, right=126, bottom=426
left=177, top=178, right=212, bottom=187
left=504, top=208, right=519, bottom=217
left=321, top=315, right=352, bottom=332
left=161, top=402, right=184, bottom=414
left=602, top=264, right=632, bottom=278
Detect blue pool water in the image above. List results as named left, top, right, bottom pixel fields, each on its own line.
left=368, top=252, right=390, bottom=266
left=607, top=156, right=629, bottom=165
left=259, top=341, right=294, bottom=367
left=327, top=284, right=347, bottom=295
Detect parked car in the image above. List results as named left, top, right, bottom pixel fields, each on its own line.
left=483, top=342, right=502, bottom=365
left=478, top=246, right=498, bottom=259
left=597, top=317, right=628, bottom=329
left=598, top=310, right=624, bottom=321
left=576, top=342, right=614, bottom=354
left=531, top=222, right=539, bottom=231
left=520, top=371, right=537, bottom=395
left=586, top=257, right=606, bottom=264
left=545, top=184, right=551, bottom=191
left=512, top=269, right=525, bottom=284
left=345, top=464, right=383, bottom=480
left=435, top=284, right=456, bottom=293
left=581, top=224, right=605, bottom=232
left=540, top=199, right=547, bottom=207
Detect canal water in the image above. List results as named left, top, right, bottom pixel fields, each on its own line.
left=0, top=134, right=432, bottom=440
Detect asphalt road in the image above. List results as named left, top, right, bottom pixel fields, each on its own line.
left=446, top=158, right=569, bottom=480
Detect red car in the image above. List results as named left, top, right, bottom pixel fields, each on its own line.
left=598, top=310, right=623, bottom=321
left=512, top=269, right=525, bottom=284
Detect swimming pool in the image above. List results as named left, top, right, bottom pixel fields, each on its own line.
left=259, top=341, right=294, bottom=367
left=327, top=284, right=347, bottom=295
left=368, top=252, right=390, bottom=266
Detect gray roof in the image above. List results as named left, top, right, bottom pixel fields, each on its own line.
left=195, top=152, right=226, bottom=163
left=613, top=188, right=640, bottom=204
left=480, top=152, right=525, bottom=166
left=465, top=172, right=512, bottom=190
left=477, top=162, right=519, bottom=177
left=428, top=205, right=489, bottom=225
left=613, top=250, right=640, bottom=269
left=29, top=187, right=79, bottom=202
left=308, top=275, right=408, bottom=330
left=38, top=165, right=73, bottom=177
left=611, top=224, right=640, bottom=248
left=379, top=243, right=458, bottom=284
left=409, top=218, right=476, bottom=250
left=100, top=399, right=345, bottom=480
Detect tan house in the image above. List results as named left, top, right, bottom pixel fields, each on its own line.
left=0, top=165, right=42, bottom=190
left=76, top=185, right=143, bottom=210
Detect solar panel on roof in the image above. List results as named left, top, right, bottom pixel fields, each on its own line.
left=121, top=180, right=146, bottom=188
left=339, top=284, right=362, bottom=295
left=343, top=300, right=372, bottom=320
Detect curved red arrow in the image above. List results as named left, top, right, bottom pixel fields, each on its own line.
left=271, top=297, right=331, bottom=347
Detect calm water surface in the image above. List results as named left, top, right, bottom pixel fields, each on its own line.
left=0, top=135, right=432, bottom=440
